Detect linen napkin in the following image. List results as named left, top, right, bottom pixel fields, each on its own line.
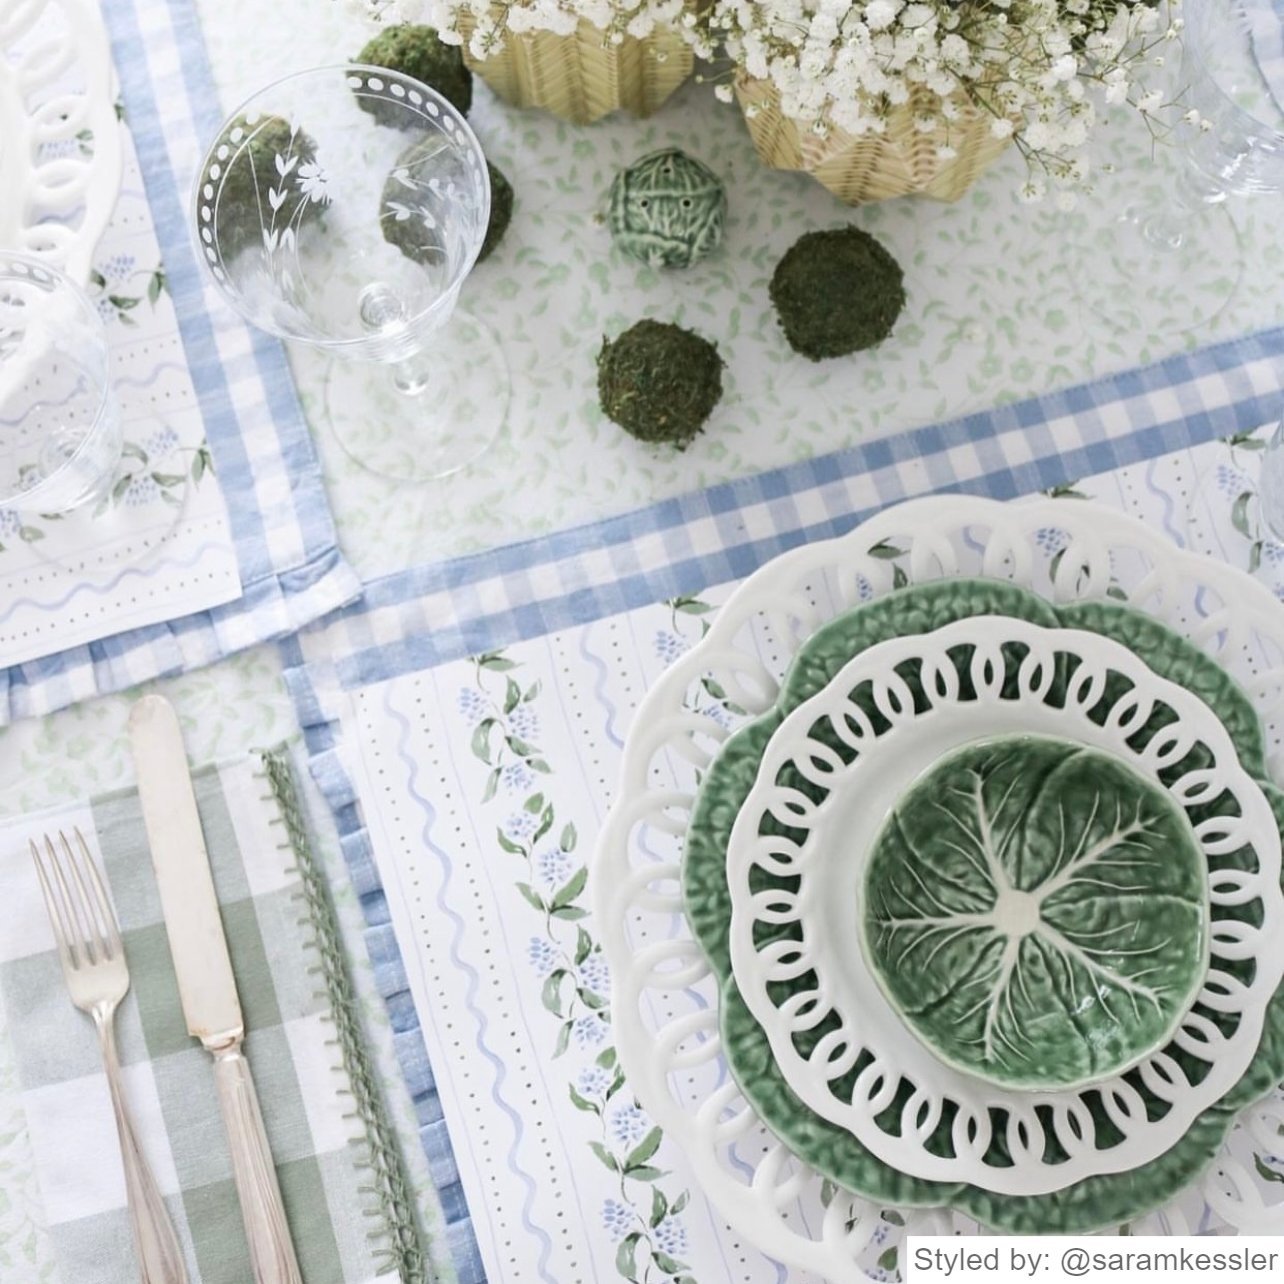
left=0, top=749, right=426, bottom=1283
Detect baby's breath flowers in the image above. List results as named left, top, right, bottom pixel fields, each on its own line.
left=696, top=0, right=1183, bottom=192
left=370, top=0, right=690, bottom=60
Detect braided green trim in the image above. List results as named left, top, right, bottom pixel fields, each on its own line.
left=259, top=749, right=432, bottom=1284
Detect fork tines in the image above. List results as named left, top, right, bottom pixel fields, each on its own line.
left=31, top=828, right=121, bottom=972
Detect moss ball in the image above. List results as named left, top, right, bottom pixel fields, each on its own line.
left=597, top=320, right=724, bottom=448
left=478, top=162, right=514, bottom=263
left=769, top=226, right=906, bottom=361
left=607, top=149, right=726, bottom=269
left=381, top=141, right=512, bottom=267
left=212, top=115, right=323, bottom=259
left=356, top=25, right=472, bottom=123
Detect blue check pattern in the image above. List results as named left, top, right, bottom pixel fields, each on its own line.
left=0, top=0, right=360, bottom=726
left=282, top=321, right=1284, bottom=1284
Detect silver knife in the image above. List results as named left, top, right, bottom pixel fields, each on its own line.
left=129, top=694, right=302, bottom=1284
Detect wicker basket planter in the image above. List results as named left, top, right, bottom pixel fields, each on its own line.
left=735, top=75, right=1014, bottom=205
left=456, top=14, right=692, bottom=124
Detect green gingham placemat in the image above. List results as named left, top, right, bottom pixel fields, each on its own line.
left=0, top=749, right=427, bottom=1283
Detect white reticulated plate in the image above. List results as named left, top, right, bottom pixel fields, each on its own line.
left=594, top=494, right=1284, bottom=1279
left=725, top=614, right=1284, bottom=1196
left=0, top=0, right=122, bottom=282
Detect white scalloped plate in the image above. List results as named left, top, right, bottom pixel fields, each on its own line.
left=0, top=0, right=122, bottom=282
left=725, top=615, right=1283, bottom=1195
left=594, top=494, right=1284, bottom=1278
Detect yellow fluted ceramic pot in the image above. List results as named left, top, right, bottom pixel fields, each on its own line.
left=457, top=13, right=692, bottom=124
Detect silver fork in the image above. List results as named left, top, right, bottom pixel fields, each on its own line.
left=33, top=829, right=189, bottom=1284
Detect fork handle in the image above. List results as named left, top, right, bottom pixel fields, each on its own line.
left=96, top=1010, right=190, bottom=1284
left=211, top=1041, right=302, bottom=1284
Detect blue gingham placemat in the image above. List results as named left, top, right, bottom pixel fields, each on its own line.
left=0, top=0, right=359, bottom=726
left=280, top=322, right=1284, bottom=1284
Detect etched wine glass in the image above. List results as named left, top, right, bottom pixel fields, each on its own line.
left=0, top=252, right=122, bottom=518
left=1065, top=0, right=1284, bottom=333
left=192, top=65, right=508, bottom=482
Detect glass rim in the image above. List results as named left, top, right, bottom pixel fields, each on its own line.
left=0, top=251, right=115, bottom=513
left=188, top=62, right=493, bottom=351
left=1182, top=0, right=1284, bottom=145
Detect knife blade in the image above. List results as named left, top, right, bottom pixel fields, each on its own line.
left=129, top=694, right=241, bottom=1045
left=129, top=694, right=301, bottom=1284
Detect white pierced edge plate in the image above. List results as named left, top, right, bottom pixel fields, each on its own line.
left=725, top=614, right=1284, bottom=1195
left=594, top=494, right=1284, bottom=1281
left=0, top=0, right=122, bottom=283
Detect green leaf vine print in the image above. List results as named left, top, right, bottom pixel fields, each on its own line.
left=460, top=648, right=697, bottom=1284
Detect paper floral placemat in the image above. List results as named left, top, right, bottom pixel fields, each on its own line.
left=344, top=597, right=818, bottom=1284
left=335, top=434, right=1284, bottom=1284
left=0, top=113, right=239, bottom=671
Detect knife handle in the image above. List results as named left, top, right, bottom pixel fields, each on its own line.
left=211, top=1043, right=302, bottom=1284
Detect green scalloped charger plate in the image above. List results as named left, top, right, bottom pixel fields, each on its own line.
left=683, top=577, right=1284, bottom=1233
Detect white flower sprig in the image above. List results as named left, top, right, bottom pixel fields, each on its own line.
left=370, top=0, right=690, bottom=60
left=697, top=0, right=1184, bottom=192
left=358, top=0, right=1183, bottom=192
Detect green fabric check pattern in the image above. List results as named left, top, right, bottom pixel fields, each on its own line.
left=0, top=754, right=407, bottom=1283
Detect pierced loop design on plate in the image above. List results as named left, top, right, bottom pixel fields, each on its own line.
left=725, top=616, right=1284, bottom=1196
left=0, top=0, right=122, bottom=282
left=595, top=495, right=1284, bottom=1277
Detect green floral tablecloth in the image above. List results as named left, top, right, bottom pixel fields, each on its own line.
left=198, top=0, right=1284, bottom=583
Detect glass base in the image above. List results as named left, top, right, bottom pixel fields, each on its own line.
left=21, top=423, right=191, bottom=575
left=323, top=309, right=509, bottom=482
left=1061, top=172, right=1245, bottom=335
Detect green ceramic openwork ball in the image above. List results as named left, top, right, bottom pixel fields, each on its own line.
left=355, top=24, right=473, bottom=123
left=597, top=320, right=724, bottom=448
left=770, top=226, right=906, bottom=360
left=608, top=149, right=726, bottom=269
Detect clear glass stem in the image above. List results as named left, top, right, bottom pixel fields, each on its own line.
left=1141, top=160, right=1229, bottom=252
left=322, top=307, right=506, bottom=483
left=391, top=349, right=433, bottom=397
left=359, top=283, right=435, bottom=399
left=1260, top=419, right=1284, bottom=543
